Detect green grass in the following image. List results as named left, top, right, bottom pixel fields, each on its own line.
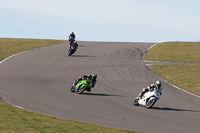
left=0, top=38, right=141, bottom=133
left=144, top=41, right=200, bottom=96
left=143, top=42, right=200, bottom=62
left=147, top=65, right=200, bottom=96
left=0, top=38, right=66, bottom=61
left=0, top=100, right=138, bottom=133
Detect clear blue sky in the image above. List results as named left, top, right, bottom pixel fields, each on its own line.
left=1, top=0, right=200, bottom=42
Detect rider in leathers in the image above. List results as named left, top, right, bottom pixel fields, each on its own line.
left=72, top=73, right=97, bottom=92
left=68, top=32, right=78, bottom=51
left=68, top=32, right=75, bottom=45
left=139, top=81, right=162, bottom=99
left=69, top=32, right=75, bottom=40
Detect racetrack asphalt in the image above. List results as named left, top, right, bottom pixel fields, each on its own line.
left=0, top=41, right=200, bottom=133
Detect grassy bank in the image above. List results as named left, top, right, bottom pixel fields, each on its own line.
left=147, top=64, right=200, bottom=96
left=144, top=42, right=200, bottom=96
left=0, top=100, right=137, bottom=133
left=0, top=38, right=66, bottom=61
left=0, top=38, right=140, bottom=133
left=143, top=42, right=200, bottom=62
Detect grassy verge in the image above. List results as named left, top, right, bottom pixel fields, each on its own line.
left=144, top=41, right=200, bottom=96
left=0, top=100, right=137, bottom=133
left=0, top=38, right=66, bottom=61
left=0, top=38, right=140, bottom=133
left=143, top=42, right=200, bottom=62
left=147, top=65, right=200, bottom=96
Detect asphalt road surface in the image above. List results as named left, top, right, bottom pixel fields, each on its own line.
left=0, top=41, right=200, bottom=133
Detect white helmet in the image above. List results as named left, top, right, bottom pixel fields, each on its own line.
left=156, top=81, right=162, bottom=88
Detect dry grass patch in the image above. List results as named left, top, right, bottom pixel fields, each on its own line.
left=143, top=42, right=200, bottom=62
left=0, top=100, right=139, bottom=133
left=147, top=64, right=200, bottom=96
left=0, top=38, right=66, bottom=61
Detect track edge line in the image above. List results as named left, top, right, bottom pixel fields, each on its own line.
left=141, top=43, right=200, bottom=99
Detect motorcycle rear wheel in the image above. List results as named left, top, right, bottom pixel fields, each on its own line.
left=145, top=97, right=156, bottom=109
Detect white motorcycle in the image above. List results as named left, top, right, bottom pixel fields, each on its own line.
left=133, top=88, right=161, bottom=109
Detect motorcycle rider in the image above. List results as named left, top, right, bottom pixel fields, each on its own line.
left=72, top=73, right=97, bottom=92
left=68, top=32, right=77, bottom=52
left=69, top=32, right=75, bottom=41
left=138, top=81, right=162, bottom=99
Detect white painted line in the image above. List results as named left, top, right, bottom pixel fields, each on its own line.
left=0, top=43, right=63, bottom=109
left=162, top=78, right=200, bottom=98
left=147, top=43, right=158, bottom=51
left=3, top=99, right=25, bottom=109
left=0, top=51, right=27, bottom=64
left=0, top=51, right=28, bottom=109
left=143, top=43, right=200, bottom=99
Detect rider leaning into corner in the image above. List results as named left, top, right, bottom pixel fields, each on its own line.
left=68, top=32, right=78, bottom=51
left=139, top=81, right=162, bottom=99
left=72, top=73, right=97, bottom=92
left=69, top=32, right=76, bottom=40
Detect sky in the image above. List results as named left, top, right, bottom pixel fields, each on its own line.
left=1, top=0, right=200, bottom=42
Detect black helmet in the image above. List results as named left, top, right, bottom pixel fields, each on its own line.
left=92, top=73, right=97, bottom=79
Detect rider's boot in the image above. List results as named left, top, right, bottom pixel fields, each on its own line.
left=86, top=87, right=91, bottom=92
left=70, top=86, right=75, bottom=92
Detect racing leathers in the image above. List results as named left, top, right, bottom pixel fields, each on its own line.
left=69, top=32, right=75, bottom=40
left=139, top=83, right=162, bottom=99
left=73, top=75, right=97, bottom=92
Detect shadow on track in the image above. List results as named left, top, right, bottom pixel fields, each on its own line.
left=77, top=45, right=91, bottom=47
left=152, top=107, right=200, bottom=112
left=71, top=55, right=95, bottom=57
left=82, top=92, right=125, bottom=97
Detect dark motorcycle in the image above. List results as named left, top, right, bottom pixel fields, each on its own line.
left=68, top=43, right=78, bottom=56
left=68, top=37, right=78, bottom=56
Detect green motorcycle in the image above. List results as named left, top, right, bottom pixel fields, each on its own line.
left=70, top=78, right=92, bottom=94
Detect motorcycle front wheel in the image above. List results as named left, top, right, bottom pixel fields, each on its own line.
left=77, top=86, right=85, bottom=94
left=133, top=98, right=139, bottom=106
left=68, top=50, right=72, bottom=56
